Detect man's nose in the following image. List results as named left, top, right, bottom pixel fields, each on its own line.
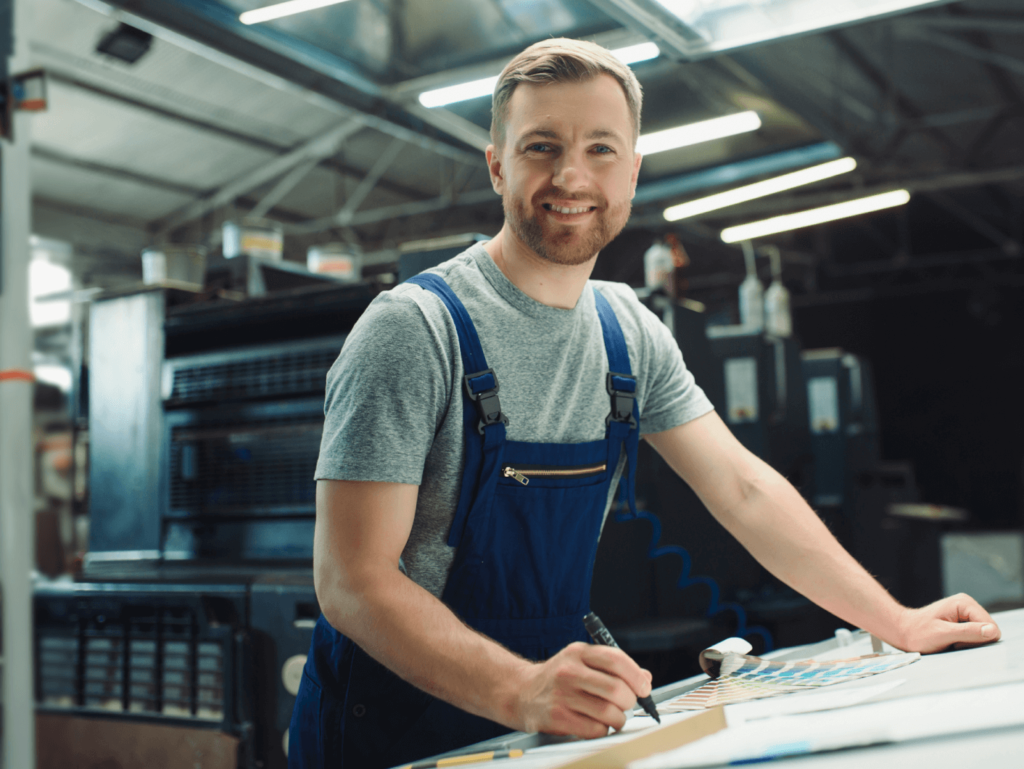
left=552, top=150, right=590, bottom=190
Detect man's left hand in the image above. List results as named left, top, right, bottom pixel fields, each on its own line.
left=895, top=594, right=1001, bottom=653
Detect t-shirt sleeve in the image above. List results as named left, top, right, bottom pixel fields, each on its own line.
left=314, top=289, right=454, bottom=484
left=636, top=300, right=715, bottom=435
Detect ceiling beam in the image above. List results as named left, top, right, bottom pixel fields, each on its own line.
left=403, top=103, right=491, bottom=151
left=924, top=191, right=1020, bottom=254
left=386, top=28, right=647, bottom=100
left=334, top=137, right=406, bottom=223
left=37, top=50, right=431, bottom=203
left=286, top=188, right=498, bottom=235
left=248, top=158, right=320, bottom=220
left=76, top=0, right=482, bottom=166
left=828, top=29, right=960, bottom=159
left=900, top=27, right=1024, bottom=79
left=32, top=146, right=205, bottom=198
left=155, top=118, right=367, bottom=236
left=585, top=0, right=700, bottom=61
left=895, top=15, right=1024, bottom=35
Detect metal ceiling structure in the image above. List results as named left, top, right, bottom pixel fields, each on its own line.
left=25, top=0, right=1024, bottom=302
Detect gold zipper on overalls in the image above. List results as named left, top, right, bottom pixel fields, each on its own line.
left=501, top=463, right=608, bottom=486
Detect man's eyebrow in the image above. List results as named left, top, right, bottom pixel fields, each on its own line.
left=586, top=128, right=626, bottom=142
left=520, top=129, right=560, bottom=142
left=518, top=128, right=628, bottom=143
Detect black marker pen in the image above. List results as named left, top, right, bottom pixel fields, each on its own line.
left=583, top=611, right=661, bottom=723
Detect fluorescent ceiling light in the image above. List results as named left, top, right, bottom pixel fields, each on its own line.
left=419, top=76, right=499, bottom=109
left=721, top=189, right=910, bottom=243
left=610, top=42, right=661, bottom=65
left=240, top=0, right=354, bottom=25
left=664, top=156, right=857, bottom=221
left=637, top=111, right=760, bottom=156
left=418, top=43, right=660, bottom=108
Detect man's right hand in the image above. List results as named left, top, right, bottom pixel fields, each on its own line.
left=511, top=642, right=653, bottom=739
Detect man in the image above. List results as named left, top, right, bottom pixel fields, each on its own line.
left=290, top=38, right=1000, bottom=769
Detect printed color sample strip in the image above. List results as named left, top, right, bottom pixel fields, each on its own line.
left=663, top=652, right=920, bottom=710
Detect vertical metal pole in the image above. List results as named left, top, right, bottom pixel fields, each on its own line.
left=0, top=0, right=36, bottom=765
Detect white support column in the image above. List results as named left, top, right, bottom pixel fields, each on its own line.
left=0, top=0, right=36, bottom=765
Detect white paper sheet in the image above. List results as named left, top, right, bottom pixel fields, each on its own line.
left=724, top=679, right=905, bottom=725
left=629, top=681, right=1024, bottom=769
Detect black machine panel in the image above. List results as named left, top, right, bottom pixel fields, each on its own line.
left=707, top=329, right=812, bottom=489
left=35, top=583, right=252, bottom=762
left=800, top=349, right=880, bottom=510
left=164, top=337, right=343, bottom=408
left=75, top=284, right=372, bottom=767
left=35, top=580, right=320, bottom=769
left=86, top=284, right=360, bottom=566
left=159, top=338, right=341, bottom=563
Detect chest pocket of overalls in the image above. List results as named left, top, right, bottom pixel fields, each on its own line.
left=478, top=443, right=615, bottom=624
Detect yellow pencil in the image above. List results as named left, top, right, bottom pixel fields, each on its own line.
left=397, top=748, right=524, bottom=769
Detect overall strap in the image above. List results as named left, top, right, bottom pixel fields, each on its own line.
left=407, top=273, right=508, bottom=547
left=592, top=287, right=641, bottom=519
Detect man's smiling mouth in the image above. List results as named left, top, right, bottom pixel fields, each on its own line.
left=543, top=204, right=597, bottom=214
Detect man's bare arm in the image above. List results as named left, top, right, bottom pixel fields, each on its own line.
left=313, top=479, right=652, bottom=738
left=643, top=411, right=1000, bottom=653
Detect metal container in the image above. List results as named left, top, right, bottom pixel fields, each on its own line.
left=306, top=243, right=362, bottom=283
left=223, top=218, right=284, bottom=261
left=141, top=246, right=206, bottom=290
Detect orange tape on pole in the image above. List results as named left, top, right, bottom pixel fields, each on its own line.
left=0, top=369, right=35, bottom=382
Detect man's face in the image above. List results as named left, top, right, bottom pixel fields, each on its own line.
left=487, top=74, right=642, bottom=266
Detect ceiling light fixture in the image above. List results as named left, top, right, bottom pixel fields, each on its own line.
left=664, top=156, right=857, bottom=221
left=418, top=43, right=661, bottom=108
left=637, top=111, right=760, bottom=156
left=240, top=0, right=355, bottom=26
left=720, top=189, right=911, bottom=243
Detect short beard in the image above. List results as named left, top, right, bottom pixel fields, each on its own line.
left=504, top=192, right=632, bottom=267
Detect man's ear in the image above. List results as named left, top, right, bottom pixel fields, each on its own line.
left=486, top=144, right=505, bottom=195
left=629, top=151, right=642, bottom=200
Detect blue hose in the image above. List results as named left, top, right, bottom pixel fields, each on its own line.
left=615, top=508, right=774, bottom=652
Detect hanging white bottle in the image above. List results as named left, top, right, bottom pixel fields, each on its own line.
left=644, top=240, right=675, bottom=292
left=763, top=245, right=792, bottom=337
left=738, top=240, right=764, bottom=331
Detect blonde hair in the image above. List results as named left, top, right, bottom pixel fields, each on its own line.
left=491, top=38, right=643, bottom=148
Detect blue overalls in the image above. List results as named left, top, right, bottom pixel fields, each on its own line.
left=289, top=273, right=641, bottom=769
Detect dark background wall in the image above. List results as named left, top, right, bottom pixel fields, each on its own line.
left=795, top=286, right=1024, bottom=530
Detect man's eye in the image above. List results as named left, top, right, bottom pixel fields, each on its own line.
left=593, top=145, right=614, bottom=154
left=527, top=144, right=551, bottom=153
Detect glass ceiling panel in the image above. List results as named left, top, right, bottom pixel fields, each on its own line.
left=651, top=0, right=957, bottom=57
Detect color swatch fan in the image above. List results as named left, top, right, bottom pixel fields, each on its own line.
left=662, top=637, right=920, bottom=711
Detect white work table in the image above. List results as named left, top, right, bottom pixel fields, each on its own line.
left=396, top=608, right=1024, bottom=768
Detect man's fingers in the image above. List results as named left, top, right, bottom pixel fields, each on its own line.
left=946, top=620, right=1000, bottom=646
left=578, top=644, right=651, bottom=698
left=557, top=660, right=636, bottom=712
left=949, top=594, right=997, bottom=626
left=563, top=690, right=628, bottom=735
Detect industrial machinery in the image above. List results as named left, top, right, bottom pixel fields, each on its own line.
left=35, top=279, right=379, bottom=769
left=800, top=348, right=881, bottom=513
left=707, top=327, right=812, bottom=487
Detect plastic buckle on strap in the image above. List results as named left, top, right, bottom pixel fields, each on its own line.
left=606, top=372, right=637, bottom=428
left=463, top=368, right=510, bottom=435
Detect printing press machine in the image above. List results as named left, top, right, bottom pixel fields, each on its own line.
left=34, top=279, right=380, bottom=769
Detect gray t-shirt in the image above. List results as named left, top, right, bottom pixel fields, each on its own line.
left=315, top=243, right=714, bottom=597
